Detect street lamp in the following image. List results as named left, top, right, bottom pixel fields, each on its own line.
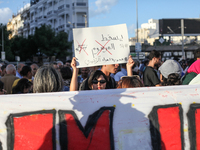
left=181, top=19, right=185, bottom=59
left=1, top=25, right=5, bottom=62
left=136, top=0, right=138, bottom=43
left=136, top=0, right=139, bottom=60
left=2, top=25, right=4, bottom=52
left=83, top=14, right=87, bottom=28
left=67, top=22, right=75, bottom=58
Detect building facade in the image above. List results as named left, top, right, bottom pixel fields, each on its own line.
left=7, top=14, right=24, bottom=39
left=6, top=4, right=31, bottom=39
left=7, top=0, right=88, bottom=40
left=29, top=0, right=88, bottom=41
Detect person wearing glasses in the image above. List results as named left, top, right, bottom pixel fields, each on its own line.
left=87, top=70, right=109, bottom=90
left=70, top=57, right=108, bottom=91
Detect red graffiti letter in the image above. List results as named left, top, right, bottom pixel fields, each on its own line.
left=148, top=104, right=184, bottom=150
left=6, top=110, right=56, bottom=150
left=59, top=107, right=115, bottom=150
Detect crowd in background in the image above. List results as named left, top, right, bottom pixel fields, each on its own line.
left=0, top=48, right=200, bottom=95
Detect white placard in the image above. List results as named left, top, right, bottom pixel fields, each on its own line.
left=0, top=85, right=200, bottom=149
left=73, top=24, right=130, bottom=68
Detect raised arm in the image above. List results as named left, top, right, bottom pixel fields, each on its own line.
left=70, top=57, right=79, bottom=91
left=126, top=55, right=135, bottom=76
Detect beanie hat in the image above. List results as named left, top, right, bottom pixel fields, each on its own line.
left=158, top=59, right=182, bottom=78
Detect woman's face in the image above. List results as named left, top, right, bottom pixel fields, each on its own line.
left=91, top=75, right=107, bottom=90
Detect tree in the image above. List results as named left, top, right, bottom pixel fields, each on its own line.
left=34, top=25, right=56, bottom=56
left=2, top=24, right=72, bottom=62
left=53, top=31, right=72, bottom=60
left=34, top=24, right=72, bottom=60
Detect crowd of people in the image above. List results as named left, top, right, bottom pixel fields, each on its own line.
left=0, top=48, right=200, bottom=95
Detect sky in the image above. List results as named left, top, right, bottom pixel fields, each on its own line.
left=0, top=0, right=200, bottom=38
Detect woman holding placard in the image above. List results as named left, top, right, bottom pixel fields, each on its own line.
left=70, top=57, right=109, bottom=91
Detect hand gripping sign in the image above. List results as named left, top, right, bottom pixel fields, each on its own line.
left=73, top=24, right=130, bottom=68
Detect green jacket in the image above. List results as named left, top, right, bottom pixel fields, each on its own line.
left=182, top=72, right=197, bottom=85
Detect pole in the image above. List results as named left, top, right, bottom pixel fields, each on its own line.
left=83, top=15, right=87, bottom=28
left=181, top=19, right=185, bottom=59
left=1, top=25, right=5, bottom=61
left=136, top=0, right=138, bottom=43
left=2, top=25, right=4, bottom=52
left=136, top=0, right=139, bottom=60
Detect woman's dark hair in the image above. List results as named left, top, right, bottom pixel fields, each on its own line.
left=20, top=66, right=32, bottom=76
left=88, top=70, right=109, bottom=89
left=117, top=76, right=144, bottom=89
left=161, top=73, right=181, bottom=86
left=60, top=67, right=72, bottom=80
left=12, top=78, right=33, bottom=94
left=0, top=80, right=4, bottom=91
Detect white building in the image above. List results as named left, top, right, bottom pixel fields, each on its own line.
left=130, top=18, right=200, bottom=46
left=134, top=19, right=159, bottom=45
left=8, top=0, right=88, bottom=40
left=29, top=0, right=88, bottom=41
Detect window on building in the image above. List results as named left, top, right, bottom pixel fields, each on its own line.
left=77, top=13, right=84, bottom=23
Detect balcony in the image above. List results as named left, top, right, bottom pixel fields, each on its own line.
left=58, top=5, right=64, bottom=10
left=47, top=0, right=52, bottom=4
left=47, top=0, right=57, bottom=4
left=72, top=2, right=87, bottom=12
left=47, top=10, right=57, bottom=20
left=30, top=19, right=38, bottom=28
left=23, top=23, right=30, bottom=31
left=37, top=16, right=47, bottom=25
left=47, top=11, right=53, bottom=15
left=30, top=7, right=37, bottom=14
left=76, top=23, right=85, bottom=27
left=72, top=2, right=86, bottom=7
left=57, top=24, right=65, bottom=31
left=38, top=4, right=44, bottom=9
left=58, top=4, right=70, bottom=16
left=24, top=22, right=30, bottom=27
left=18, top=27, right=23, bottom=34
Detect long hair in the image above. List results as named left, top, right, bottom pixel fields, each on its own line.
left=88, top=70, right=109, bottom=89
left=161, top=73, right=181, bottom=86
left=12, top=78, right=33, bottom=94
left=33, top=66, right=64, bottom=93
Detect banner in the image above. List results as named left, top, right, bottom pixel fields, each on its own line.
left=73, top=24, right=129, bottom=68
left=0, top=85, right=200, bottom=149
